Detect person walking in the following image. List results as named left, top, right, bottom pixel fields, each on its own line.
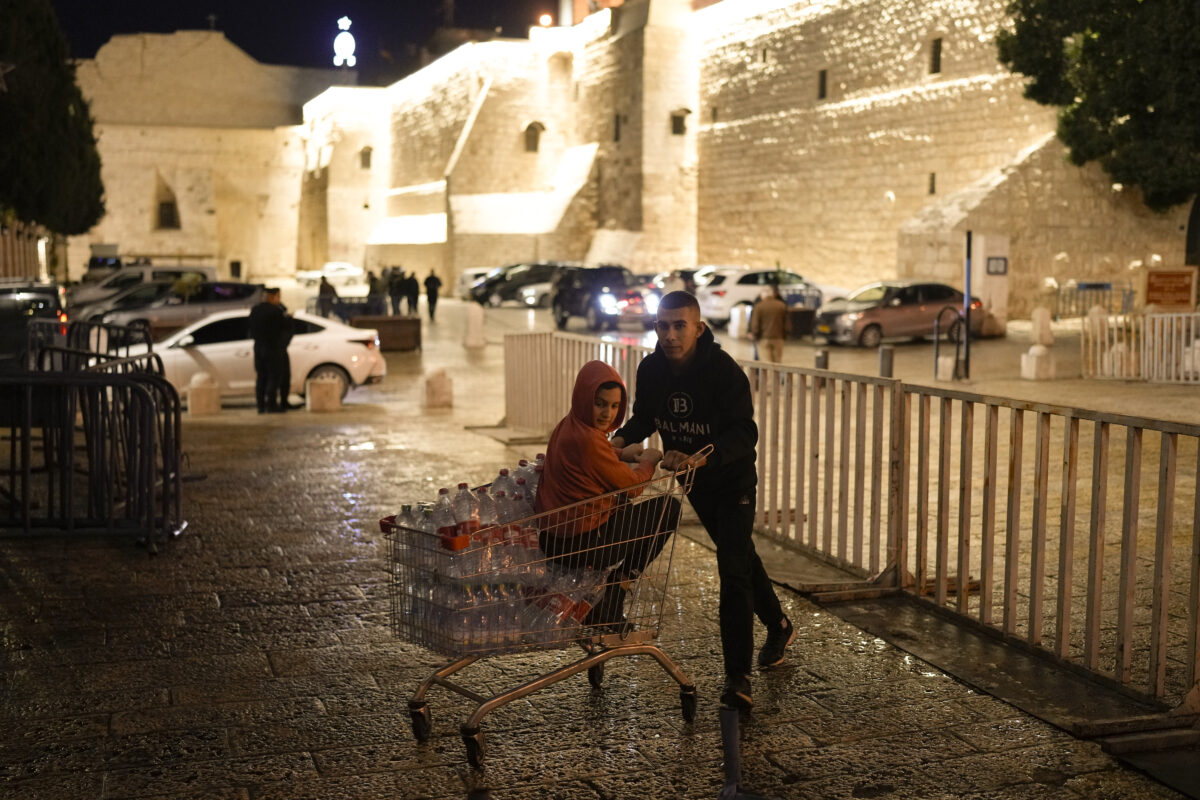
left=247, top=287, right=289, bottom=414
left=388, top=268, right=405, bottom=316
left=424, top=269, right=442, bottom=322
left=610, top=290, right=795, bottom=712
left=748, top=286, right=791, bottom=363
left=404, top=272, right=420, bottom=316
left=317, top=276, right=338, bottom=318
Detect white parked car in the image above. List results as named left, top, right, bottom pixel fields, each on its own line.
left=134, top=309, right=386, bottom=400
left=456, top=266, right=493, bottom=300
left=296, top=261, right=365, bottom=288
left=696, top=267, right=823, bottom=326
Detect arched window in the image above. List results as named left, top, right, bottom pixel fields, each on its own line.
left=154, top=174, right=180, bottom=230
left=360, top=146, right=373, bottom=169
left=524, top=121, right=545, bottom=153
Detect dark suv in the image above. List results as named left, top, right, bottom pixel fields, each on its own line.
left=550, top=265, right=659, bottom=331
left=0, top=281, right=68, bottom=370
left=470, top=261, right=578, bottom=307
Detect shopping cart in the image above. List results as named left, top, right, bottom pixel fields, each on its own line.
left=383, top=451, right=707, bottom=767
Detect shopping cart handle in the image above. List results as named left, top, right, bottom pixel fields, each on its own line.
left=666, top=444, right=714, bottom=473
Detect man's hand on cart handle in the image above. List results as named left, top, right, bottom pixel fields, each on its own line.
left=662, top=449, right=708, bottom=471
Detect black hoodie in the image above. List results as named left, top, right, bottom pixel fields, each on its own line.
left=613, top=326, right=757, bottom=495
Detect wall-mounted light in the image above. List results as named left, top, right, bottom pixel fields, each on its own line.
left=538, top=13, right=553, bottom=27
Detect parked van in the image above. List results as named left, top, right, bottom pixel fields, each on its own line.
left=68, top=265, right=218, bottom=308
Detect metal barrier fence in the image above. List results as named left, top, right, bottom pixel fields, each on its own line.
left=505, top=331, right=1200, bottom=709
left=1082, top=311, right=1200, bottom=384
left=0, top=319, right=184, bottom=550
left=1055, top=281, right=1136, bottom=320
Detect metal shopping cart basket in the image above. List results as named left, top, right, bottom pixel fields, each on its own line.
left=382, top=454, right=706, bottom=767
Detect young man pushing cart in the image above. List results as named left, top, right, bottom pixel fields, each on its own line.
left=610, top=290, right=795, bottom=711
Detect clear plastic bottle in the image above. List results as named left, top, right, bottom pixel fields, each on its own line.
left=431, top=488, right=468, bottom=577
left=474, top=487, right=501, bottom=576
left=514, top=458, right=536, bottom=490
left=511, top=484, right=534, bottom=519
left=491, top=468, right=516, bottom=499
left=452, top=483, right=480, bottom=537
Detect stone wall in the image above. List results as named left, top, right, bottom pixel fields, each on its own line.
left=695, top=0, right=1058, bottom=293
left=66, top=125, right=306, bottom=280
left=899, top=138, right=1191, bottom=317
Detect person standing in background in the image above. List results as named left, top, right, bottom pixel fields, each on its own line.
left=424, top=269, right=442, bottom=322
left=748, top=286, right=791, bottom=363
left=388, top=268, right=405, bottom=316
left=317, top=276, right=338, bottom=318
left=405, top=272, right=420, bottom=316
left=247, top=287, right=288, bottom=414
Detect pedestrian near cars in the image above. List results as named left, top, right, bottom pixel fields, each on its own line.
left=274, top=301, right=296, bottom=411
left=610, top=290, right=795, bottom=712
left=748, top=286, right=791, bottom=363
left=388, top=268, right=405, bottom=315
left=424, top=270, right=442, bottom=322
left=367, top=271, right=386, bottom=316
left=247, top=287, right=289, bottom=414
left=317, top=276, right=338, bottom=318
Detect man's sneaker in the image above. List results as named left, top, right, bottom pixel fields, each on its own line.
left=757, top=615, right=796, bottom=669
left=720, top=674, right=753, bottom=711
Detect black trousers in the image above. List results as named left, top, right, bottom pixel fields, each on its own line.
left=539, top=494, right=680, bottom=578
left=688, top=488, right=785, bottom=679
left=254, top=344, right=286, bottom=412
left=427, top=291, right=439, bottom=320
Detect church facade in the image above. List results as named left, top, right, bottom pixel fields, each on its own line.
left=68, top=0, right=1196, bottom=318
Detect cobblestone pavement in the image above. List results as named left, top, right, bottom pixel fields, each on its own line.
left=0, top=299, right=1190, bottom=799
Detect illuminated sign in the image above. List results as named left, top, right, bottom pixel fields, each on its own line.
left=333, top=17, right=356, bottom=68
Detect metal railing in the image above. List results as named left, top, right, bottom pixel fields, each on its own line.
left=0, top=319, right=184, bottom=550
left=1055, top=281, right=1136, bottom=320
left=504, top=331, right=1200, bottom=709
left=1081, top=311, right=1200, bottom=384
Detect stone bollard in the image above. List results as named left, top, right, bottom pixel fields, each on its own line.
left=814, top=349, right=829, bottom=370
left=1021, top=344, right=1056, bottom=380
left=306, top=377, right=342, bottom=412
left=463, top=303, right=486, bottom=349
left=935, top=354, right=957, bottom=381
left=728, top=305, right=752, bottom=340
left=425, top=369, right=453, bottom=408
left=878, top=345, right=894, bottom=378
left=1031, top=306, right=1054, bottom=347
left=187, top=372, right=221, bottom=417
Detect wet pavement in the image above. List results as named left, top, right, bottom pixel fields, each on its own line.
left=0, top=298, right=1193, bottom=799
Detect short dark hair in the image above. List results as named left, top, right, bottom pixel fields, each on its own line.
left=658, top=290, right=699, bottom=312
left=597, top=380, right=622, bottom=393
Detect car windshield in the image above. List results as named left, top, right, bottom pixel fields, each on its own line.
left=848, top=285, right=888, bottom=303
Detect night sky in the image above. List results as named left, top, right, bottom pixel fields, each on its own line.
left=48, top=0, right=556, bottom=84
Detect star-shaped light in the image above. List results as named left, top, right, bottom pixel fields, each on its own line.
left=337, top=16, right=352, bottom=31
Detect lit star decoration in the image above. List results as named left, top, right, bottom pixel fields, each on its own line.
left=333, top=17, right=356, bottom=68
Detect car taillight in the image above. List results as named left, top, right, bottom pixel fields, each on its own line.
left=711, top=290, right=726, bottom=297
left=352, top=337, right=377, bottom=349
left=970, top=299, right=982, bottom=309
left=58, top=310, right=68, bottom=334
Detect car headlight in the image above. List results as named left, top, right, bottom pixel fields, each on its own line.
left=645, top=293, right=659, bottom=314
left=844, top=312, right=862, bottom=322
left=599, top=292, right=619, bottom=314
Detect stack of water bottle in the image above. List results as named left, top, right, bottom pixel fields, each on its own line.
left=392, top=456, right=610, bottom=652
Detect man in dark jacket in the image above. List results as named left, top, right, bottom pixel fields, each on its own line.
left=610, top=291, right=794, bottom=712
left=247, top=287, right=289, bottom=413
left=423, top=269, right=442, bottom=322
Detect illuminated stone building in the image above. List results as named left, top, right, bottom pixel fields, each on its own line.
left=70, top=0, right=1196, bottom=317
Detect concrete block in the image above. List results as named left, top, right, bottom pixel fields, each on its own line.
left=306, top=377, right=342, bottom=412
left=1021, top=344, right=1056, bottom=380
left=187, top=372, right=221, bottom=417
left=463, top=304, right=486, bottom=349
left=1030, top=307, right=1054, bottom=346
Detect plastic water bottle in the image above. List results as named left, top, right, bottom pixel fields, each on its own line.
left=431, top=488, right=468, bottom=575
left=492, top=468, right=516, bottom=499
left=511, top=484, right=534, bottom=519
left=452, top=483, right=480, bottom=537
left=514, top=459, right=536, bottom=490
left=474, top=487, right=502, bottom=576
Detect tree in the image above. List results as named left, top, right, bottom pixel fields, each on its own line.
left=996, top=0, right=1200, bottom=212
left=0, top=0, right=105, bottom=234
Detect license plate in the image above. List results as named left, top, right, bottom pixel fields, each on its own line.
left=817, top=324, right=831, bottom=334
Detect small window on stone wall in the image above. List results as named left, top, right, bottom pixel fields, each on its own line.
left=929, top=37, right=943, bottom=74
left=928, top=172, right=937, bottom=195
left=154, top=174, right=180, bottom=230
left=614, top=114, right=621, bottom=142
left=817, top=69, right=827, bottom=100
left=158, top=201, right=180, bottom=230
left=711, top=106, right=719, bottom=123
left=524, top=121, right=545, bottom=153
left=670, top=108, right=691, bottom=136
left=360, top=146, right=373, bottom=169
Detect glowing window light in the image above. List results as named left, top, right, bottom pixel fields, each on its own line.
left=333, top=16, right=356, bottom=67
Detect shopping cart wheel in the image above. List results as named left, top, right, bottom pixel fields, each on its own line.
left=409, top=702, right=432, bottom=742
left=462, top=726, right=486, bottom=768
left=680, top=685, right=698, bottom=723
left=587, top=664, right=605, bottom=688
